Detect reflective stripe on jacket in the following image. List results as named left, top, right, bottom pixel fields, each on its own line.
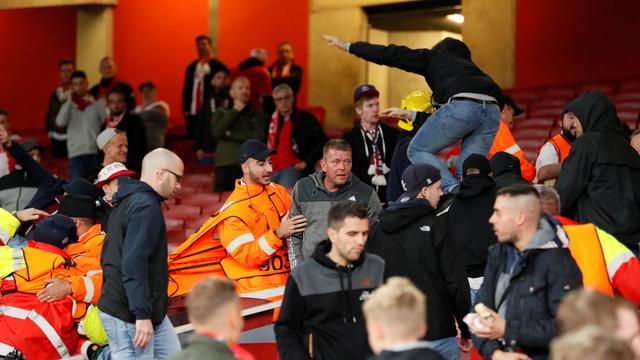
left=488, top=121, right=536, bottom=181
left=564, top=223, right=640, bottom=305
left=168, top=180, right=291, bottom=299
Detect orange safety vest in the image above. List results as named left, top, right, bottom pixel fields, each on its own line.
left=168, top=180, right=291, bottom=299
left=2, top=242, right=102, bottom=319
left=563, top=224, right=614, bottom=296
left=65, top=224, right=104, bottom=260
left=547, top=133, right=572, bottom=164
left=488, top=121, right=537, bottom=181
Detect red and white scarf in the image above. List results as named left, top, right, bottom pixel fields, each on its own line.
left=106, top=113, right=124, bottom=128
left=267, top=111, right=287, bottom=150
left=271, top=62, right=292, bottom=78
left=72, top=93, right=94, bottom=111
left=360, top=124, right=390, bottom=186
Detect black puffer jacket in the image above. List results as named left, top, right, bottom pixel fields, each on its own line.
left=368, top=199, right=471, bottom=341
left=472, top=215, right=583, bottom=360
left=556, top=91, right=640, bottom=251
left=98, top=179, right=168, bottom=325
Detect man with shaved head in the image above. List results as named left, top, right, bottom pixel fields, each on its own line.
left=211, top=76, right=267, bottom=191
left=98, top=148, right=183, bottom=358
left=469, top=184, right=582, bottom=359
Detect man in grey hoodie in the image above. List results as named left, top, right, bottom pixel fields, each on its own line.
left=288, top=139, right=382, bottom=267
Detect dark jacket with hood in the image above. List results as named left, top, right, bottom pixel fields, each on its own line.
left=182, top=58, right=228, bottom=114
left=448, top=175, right=498, bottom=278
left=275, top=240, right=385, bottom=360
left=349, top=38, right=504, bottom=107
left=98, top=179, right=169, bottom=326
left=114, top=112, right=148, bottom=173
left=472, top=215, right=583, bottom=360
left=368, top=199, right=471, bottom=341
left=490, top=152, right=528, bottom=189
left=290, top=172, right=382, bottom=265
left=372, top=342, right=444, bottom=360
left=556, top=91, right=640, bottom=251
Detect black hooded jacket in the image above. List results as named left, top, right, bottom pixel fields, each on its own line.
left=448, top=175, right=498, bottom=278
left=368, top=199, right=471, bottom=341
left=275, top=240, right=385, bottom=360
left=490, top=152, right=528, bottom=189
left=349, top=38, right=504, bottom=107
left=98, top=179, right=169, bottom=325
left=556, top=91, right=640, bottom=251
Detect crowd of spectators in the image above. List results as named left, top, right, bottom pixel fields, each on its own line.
left=0, top=31, right=638, bottom=360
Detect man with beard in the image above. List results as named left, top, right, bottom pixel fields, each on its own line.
left=556, top=91, right=640, bottom=254
left=536, top=111, right=578, bottom=185
left=215, top=139, right=306, bottom=298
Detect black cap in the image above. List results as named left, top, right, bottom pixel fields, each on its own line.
left=21, top=139, right=44, bottom=153
left=29, top=214, right=78, bottom=249
left=59, top=194, right=97, bottom=219
left=490, top=152, right=528, bottom=188
left=62, top=178, right=98, bottom=200
left=397, top=164, right=442, bottom=202
left=503, top=95, right=524, bottom=116
left=462, top=153, right=491, bottom=177
left=238, top=139, right=276, bottom=164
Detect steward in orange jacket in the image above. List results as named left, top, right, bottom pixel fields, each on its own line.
left=0, top=214, right=100, bottom=359
left=168, top=140, right=307, bottom=300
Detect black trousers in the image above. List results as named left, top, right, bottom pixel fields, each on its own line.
left=214, top=165, right=242, bottom=192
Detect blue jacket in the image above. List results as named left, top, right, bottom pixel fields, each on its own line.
left=472, top=215, right=582, bottom=360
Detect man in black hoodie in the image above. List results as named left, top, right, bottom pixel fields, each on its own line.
left=323, top=35, right=503, bottom=194
left=448, top=154, right=498, bottom=305
left=98, top=148, right=183, bottom=358
left=275, top=201, right=385, bottom=360
left=490, top=152, right=528, bottom=189
left=368, top=163, right=472, bottom=360
left=555, top=91, right=640, bottom=254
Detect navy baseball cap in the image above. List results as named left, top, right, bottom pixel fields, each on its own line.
left=398, top=164, right=442, bottom=202
left=353, top=83, right=380, bottom=103
left=62, top=178, right=97, bottom=199
left=238, top=139, right=276, bottom=164
left=29, top=214, right=78, bottom=249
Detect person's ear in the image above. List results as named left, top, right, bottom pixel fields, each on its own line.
left=327, top=227, right=337, bottom=242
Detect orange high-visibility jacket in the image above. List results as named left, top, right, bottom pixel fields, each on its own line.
left=488, top=121, right=537, bottom=181
left=65, top=223, right=105, bottom=260
left=168, top=180, right=291, bottom=299
left=564, top=223, right=640, bottom=305
left=1, top=241, right=102, bottom=318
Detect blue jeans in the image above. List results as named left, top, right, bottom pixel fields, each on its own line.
left=431, top=336, right=459, bottom=360
left=408, top=99, right=500, bottom=193
left=271, top=165, right=302, bottom=189
left=98, top=311, right=181, bottom=359
left=69, top=154, right=99, bottom=180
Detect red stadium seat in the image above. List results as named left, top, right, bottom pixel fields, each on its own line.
left=618, top=111, right=639, bottom=130
left=614, top=91, right=640, bottom=102
left=504, top=87, right=542, bottom=103
left=615, top=101, right=640, bottom=112
left=580, top=81, right=617, bottom=95
left=217, top=191, right=234, bottom=202
left=620, top=79, right=640, bottom=92
left=165, top=218, right=185, bottom=232
left=181, top=174, right=213, bottom=188
left=513, top=128, right=550, bottom=142
left=529, top=107, right=564, bottom=119
left=179, top=193, right=223, bottom=208
left=163, top=204, right=202, bottom=218
left=545, top=86, right=578, bottom=99
left=529, top=99, right=567, bottom=110
left=514, top=117, right=554, bottom=131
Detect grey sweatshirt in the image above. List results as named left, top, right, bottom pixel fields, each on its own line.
left=55, top=96, right=106, bottom=158
left=288, top=171, right=382, bottom=267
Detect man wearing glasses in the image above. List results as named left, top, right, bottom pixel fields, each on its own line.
left=288, top=139, right=382, bottom=268
left=98, top=148, right=184, bottom=359
left=267, top=83, right=327, bottom=188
